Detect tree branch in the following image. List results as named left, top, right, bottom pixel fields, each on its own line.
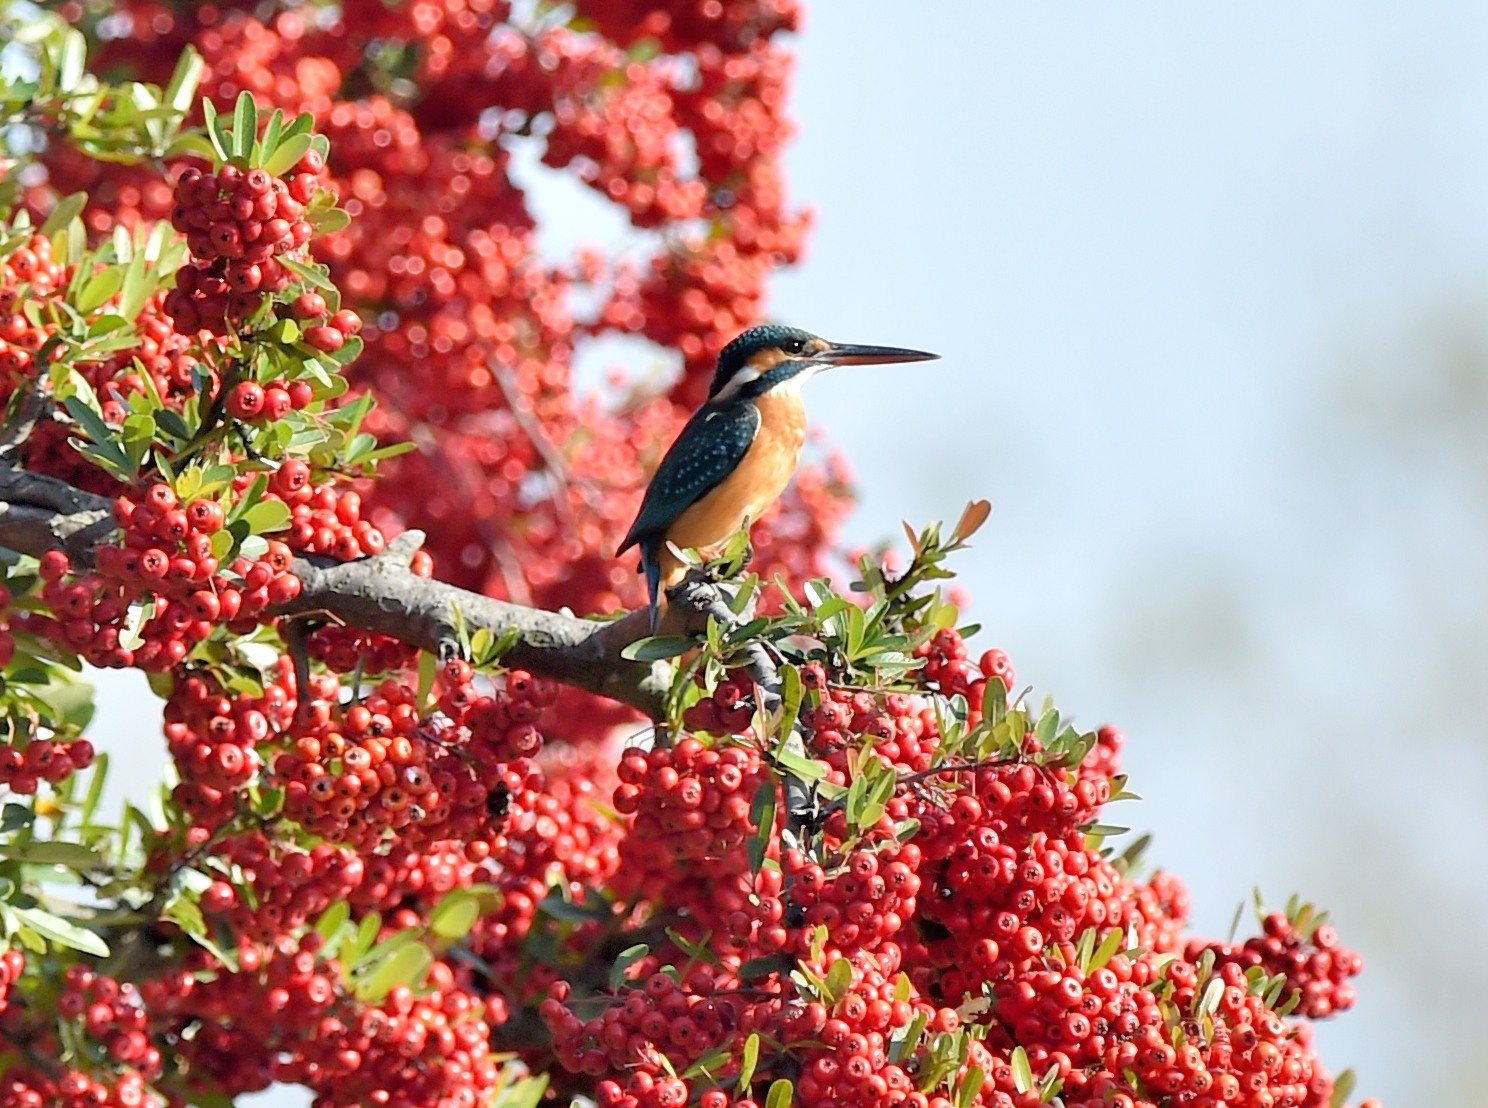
left=0, top=466, right=670, bottom=719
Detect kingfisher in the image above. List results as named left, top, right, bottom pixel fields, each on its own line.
left=618, top=323, right=938, bottom=632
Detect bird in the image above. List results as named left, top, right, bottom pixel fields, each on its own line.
left=618, top=323, right=939, bottom=633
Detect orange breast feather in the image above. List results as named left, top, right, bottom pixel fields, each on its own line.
left=660, top=389, right=807, bottom=587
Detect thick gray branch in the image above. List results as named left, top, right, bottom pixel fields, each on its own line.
left=0, top=466, right=669, bottom=718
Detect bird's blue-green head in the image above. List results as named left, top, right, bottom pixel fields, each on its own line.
left=707, top=324, right=938, bottom=403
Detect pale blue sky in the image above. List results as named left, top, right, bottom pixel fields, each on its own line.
left=770, top=5, right=1488, bottom=1102
left=85, top=5, right=1488, bottom=1104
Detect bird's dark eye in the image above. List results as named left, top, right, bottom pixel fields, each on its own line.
left=784, top=338, right=806, bottom=354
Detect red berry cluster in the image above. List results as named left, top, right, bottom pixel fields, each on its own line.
left=165, top=158, right=321, bottom=335
left=914, top=628, right=1019, bottom=724
left=613, top=738, right=771, bottom=892
left=0, top=967, right=164, bottom=1108
left=271, top=662, right=550, bottom=851
left=570, top=0, right=798, bottom=52
left=18, top=477, right=303, bottom=668
left=0, top=581, right=98, bottom=796
left=0, top=949, right=21, bottom=1018
left=0, top=733, right=96, bottom=796
left=204, top=834, right=367, bottom=943
left=785, top=844, right=922, bottom=957
left=0, top=235, right=65, bottom=385
left=264, top=462, right=387, bottom=562
left=137, top=935, right=499, bottom=1108
left=459, top=735, right=625, bottom=1009
left=799, top=669, right=937, bottom=773
left=1189, top=912, right=1364, bottom=1020
left=164, top=668, right=293, bottom=826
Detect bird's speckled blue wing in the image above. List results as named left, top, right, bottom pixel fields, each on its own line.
left=618, top=401, right=761, bottom=554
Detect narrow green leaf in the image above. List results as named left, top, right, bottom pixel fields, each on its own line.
left=315, top=901, right=351, bottom=945
left=56, top=29, right=87, bottom=93
left=428, top=890, right=480, bottom=941
left=736, top=1032, right=760, bottom=1092
left=41, top=193, right=87, bottom=240
left=1089, top=927, right=1125, bottom=973
left=764, top=1079, right=793, bottom=1108
left=79, top=754, right=108, bottom=825
left=201, top=99, right=229, bottom=162
left=956, top=1065, right=985, bottom=1108
left=824, top=957, right=852, bottom=1003
left=258, top=109, right=286, bottom=162
left=773, top=748, right=826, bottom=783
left=279, top=254, right=337, bottom=294
left=1010, top=1045, right=1033, bottom=1094
left=232, top=90, right=257, bottom=161
left=356, top=942, right=432, bottom=1002
left=608, top=943, right=649, bottom=990
left=1329, top=1069, right=1356, bottom=1108
left=619, top=636, right=693, bottom=662
left=240, top=498, right=291, bottom=535
left=261, top=132, right=313, bottom=178
left=163, top=45, right=205, bottom=115
left=747, top=780, right=775, bottom=874
left=13, top=906, right=108, bottom=957
left=1, top=841, right=100, bottom=869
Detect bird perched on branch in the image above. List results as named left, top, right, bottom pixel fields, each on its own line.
left=618, top=324, right=938, bottom=632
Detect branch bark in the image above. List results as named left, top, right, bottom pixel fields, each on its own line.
left=0, top=466, right=670, bottom=719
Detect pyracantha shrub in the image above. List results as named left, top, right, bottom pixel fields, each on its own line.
left=0, top=5, right=1378, bottom=1108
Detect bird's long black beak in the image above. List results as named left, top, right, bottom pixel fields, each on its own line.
left=814, top=341, right=939, bottom=367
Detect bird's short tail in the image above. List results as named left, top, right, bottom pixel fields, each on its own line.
left=642, top=541, right=663, bottom=635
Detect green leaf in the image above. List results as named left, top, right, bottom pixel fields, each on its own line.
left=824, top=957, right=852, bottom=1003
left=240, top=498, right=291, bottom=535
left=43, top=676, right=96, bottom=730
left=609, top=943, right=649, bottom=990
left=619, top=636, right=693, bottom=662
left=77, top=265, right=124, bottom=314
left=1010, top=1045, right=1033, bottom=1094
left=315, top=901, right=351, bottom=947
left=279, top=254, right=337, bottom=294
left=1037, top=1066, right=1064, bottom=1103
left=261, top=132, right=313, bottom=178
left=12, top=906, right=109, bottom=957
left=428, top=889, right=480, bottom=941
left=494, top=1074, right=548, bottom=1108
left=308, top=206, right=350, bottom=234
left=773, top=748, right=826, bottom=783
left=0, top=804, right=33, bottom=834
left=736, top=1032, right=760, bottom=1093
left=200, top=99, right=229, bottom=162
left=343, top=910, right=382, bottom=969
left=163, top=45, right=205, bottom=116
left=232, top=90, right=257, bottom=161
left=355, top=941, right=432, bottom=1002
left=956, top=1065, right=986, bottom=1108
left=1, top=841, right=100, bottom=869
left=764, top=1079, right=793, bottom=1108
left=737, top=955, right=788, bottom=982
left=41, top=192, right=87, bottom=240
left=746, top=780, right=775, bottom=874
left=1329, top=1069, right=1356, bottom=1108
left=1088, top=926, right=1125, bottom=973
left=55, top=29, right=87, bottom=93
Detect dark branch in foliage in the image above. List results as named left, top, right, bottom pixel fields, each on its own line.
left=0, top=465, right=670, bottom=718
left=671, top=573, right=816, bottom=841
